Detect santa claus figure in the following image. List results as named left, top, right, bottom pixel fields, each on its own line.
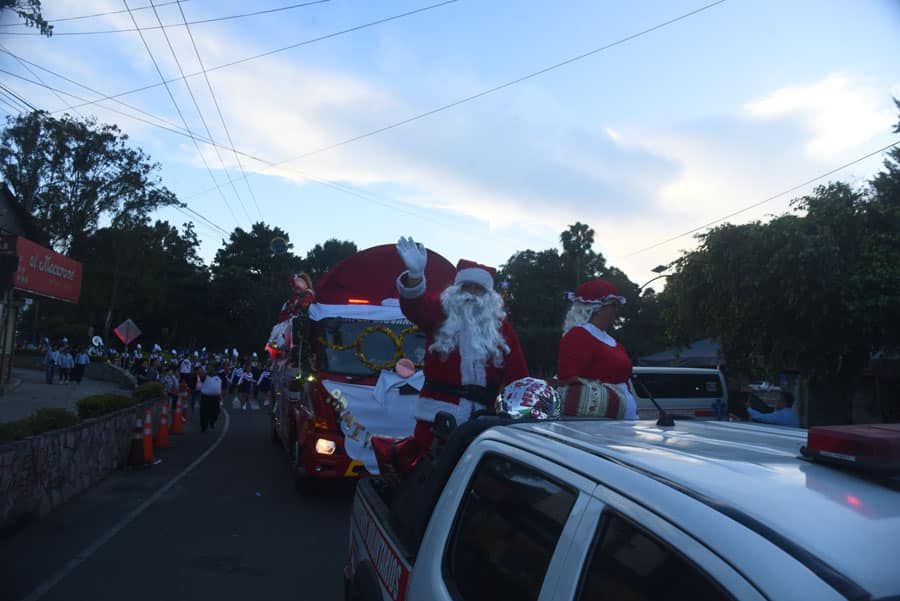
left=395, top=236, right=528, bottom=452
left=557, top=279, right=639, bottom=419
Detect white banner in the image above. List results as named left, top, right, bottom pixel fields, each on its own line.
left=322, top=370, right=423, bottom=474
left=309, top=300, right=407, bottom=322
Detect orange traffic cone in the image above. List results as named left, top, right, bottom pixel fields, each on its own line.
left=171, top=398, right=184, bottom=435
left=156, top=401, right=170, bottom=448
left=142, top=409, right=155, bottom=464
left=128, top=416, right=144, bottom=468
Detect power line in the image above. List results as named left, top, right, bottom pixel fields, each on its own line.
left=0, top=90, right=27, bottom=113
left=2, top=0, right=330, bottom=36
left=0, top=43, right=83, bottom=117
left=176, top=0, right=264, bottom=221
left=175, top=204, right=230, bottom=237
left=276, top=0, right=728, bottom=166
left=0, top=83, right=38, bottom=111
left=56, top=0, right=459, bottom=112
left=0, top=54, right=216, bottom=144
left=122, top=0, right=242, bottom=228
left=146, top=0, right=252, bottom=223
left=0, top=0, right=194, bottom=26
left=625, top=139, right=900, bottom=257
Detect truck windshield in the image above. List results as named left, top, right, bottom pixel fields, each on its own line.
left=316, top=318, right=425, bottom=376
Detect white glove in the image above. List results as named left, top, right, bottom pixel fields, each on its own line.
left=396, top=236, right=427, bottom=279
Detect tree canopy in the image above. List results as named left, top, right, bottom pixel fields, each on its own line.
left=0, top=112, right=180, bottom=254
left=0, top=0, right=51, bottom=36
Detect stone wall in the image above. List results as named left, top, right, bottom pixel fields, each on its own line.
left=0, top=399, right=157, bottom=533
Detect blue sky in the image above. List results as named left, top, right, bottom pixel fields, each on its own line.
left=2, top=0, right=899, bottom=286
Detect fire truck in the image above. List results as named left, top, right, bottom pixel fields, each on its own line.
left=269, top=244, right=455, bottom=492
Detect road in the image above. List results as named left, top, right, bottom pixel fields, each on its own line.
left=0, top=408, right=354, bottom=601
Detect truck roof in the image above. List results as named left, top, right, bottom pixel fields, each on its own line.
left=510, top=419, right=900, bottom=599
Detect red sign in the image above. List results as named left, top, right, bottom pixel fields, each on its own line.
left=0, top=236, right=83, bottom=303
left=114, top=319, right=141, bottom=345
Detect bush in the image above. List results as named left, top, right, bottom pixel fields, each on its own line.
left=133, top=382, right=164, bottom=404
left=0, top=408, right=80, bottom=445
left=75, top=394, right=135, bottom=420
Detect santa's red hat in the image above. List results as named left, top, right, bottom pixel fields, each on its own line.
left=567, top=279, right=626, bottom=306
left=454, top=259, right=496, bottom=291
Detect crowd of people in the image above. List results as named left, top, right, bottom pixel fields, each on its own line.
left=41, top=340, right=91, bottom=385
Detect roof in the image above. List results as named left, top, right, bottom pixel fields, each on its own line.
left=639, top=337, right=723, bottom=368
left=512, top=419, right=900, bottom=599
left=314, top=244, right=456, bottom=305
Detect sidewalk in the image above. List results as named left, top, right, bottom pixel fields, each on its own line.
left=0, top=368, right=132, bottom=422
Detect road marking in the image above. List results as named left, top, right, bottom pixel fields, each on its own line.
left=20, top=409, right=232, bottom=601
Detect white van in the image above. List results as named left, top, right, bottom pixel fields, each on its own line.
left=631, top=366, right=727, bottom=419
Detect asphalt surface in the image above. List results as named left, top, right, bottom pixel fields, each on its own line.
left=0, top=407, right=355, bottom=601
left=0, top=368, right=132, bottom=422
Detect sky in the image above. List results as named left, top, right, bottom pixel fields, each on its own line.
left=1, top=0, right=899, bottom=288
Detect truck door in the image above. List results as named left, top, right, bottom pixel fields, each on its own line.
left=407, top=440, right=597, bottom=601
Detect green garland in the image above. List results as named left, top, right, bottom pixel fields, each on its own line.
left=319, top=324, right=424, bottom=372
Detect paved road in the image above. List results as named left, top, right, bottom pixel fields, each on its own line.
left=0, top=408, right=354, bottom=601
left=0, top=368, right=132, bottom=422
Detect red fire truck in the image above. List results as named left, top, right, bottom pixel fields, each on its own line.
left=269, top=244, right=455, bottom=492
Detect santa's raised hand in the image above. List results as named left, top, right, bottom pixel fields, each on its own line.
left=396, top=236, right=427, bottom=280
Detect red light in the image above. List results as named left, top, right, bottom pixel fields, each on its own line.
left=347, top=298, right=370, bottom=304
left=846, top=495, right=863, bottom=507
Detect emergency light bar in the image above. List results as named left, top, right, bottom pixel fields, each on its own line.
left=800, top=424, right=900, bottom=471
left=347, top=298, right=370, bottom=304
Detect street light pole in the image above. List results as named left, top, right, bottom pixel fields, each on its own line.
left=638, top=263, right=672, bottom=292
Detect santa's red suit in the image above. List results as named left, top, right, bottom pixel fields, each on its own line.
left=398, top=263, right=528, bottom=450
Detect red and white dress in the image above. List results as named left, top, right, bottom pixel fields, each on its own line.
left=557, top=323, right=639, bottom=419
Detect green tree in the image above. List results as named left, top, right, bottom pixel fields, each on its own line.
left=302, top=238, right=358, bottom=283
left=209, top=223, right=303, bottom=352
left=870, top=98, right=900, bottom=205
left=1, top=0, right=52, bottom=36
left=0, top=111, right=180, bottom=253
left=661, top=181, right=900, bottom=424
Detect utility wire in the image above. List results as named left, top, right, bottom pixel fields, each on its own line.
left=0, top=90, right=27, bottom=113
left=0, top=83, right=38, bottom=111
left=2, top=0, right=330, bottom=35
left=0, top=53, right=215, bottom=143
left=176, top=204, right=230, bottom=236
left=54, top=0, right=459, bottom=112
left=147, top=0, right=252, bottom=223
left=176, top=0, right=264, bottom=221
left=626, top=139, right=900, bottom=257
left=122, top=0, right=242, bottom=228
left=276, top=0, right=728, bottom=165
left=0, top=43, right=83, bottom=117
left=0, top=0, right=194, bottom=26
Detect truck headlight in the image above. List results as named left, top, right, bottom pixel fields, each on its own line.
left=315, top=438, right=336, bottom=455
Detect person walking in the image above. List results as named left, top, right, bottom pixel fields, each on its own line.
left=73, top=346, right=90, bottom=383
left=58, top=347, right=74, bottom=385
left=199, top=364, right=223, bottom=432
left=43, top=344, right=59, bottom=384
left=162, top=366, right=180, bottom=413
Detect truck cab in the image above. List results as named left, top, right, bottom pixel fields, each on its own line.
left=346, top=417, right=900, bottom=600
left=270, top=244, right=455, bottom=491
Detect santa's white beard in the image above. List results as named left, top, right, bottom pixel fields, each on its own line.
left=431, top=285, right=510, bottom=374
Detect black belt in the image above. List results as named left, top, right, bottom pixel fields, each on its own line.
left=422, top=378, right=499, bottom=406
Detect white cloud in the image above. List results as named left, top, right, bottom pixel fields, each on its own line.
left=743, top=73, right=895, bottom=160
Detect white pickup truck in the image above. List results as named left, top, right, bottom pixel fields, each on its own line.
left=345, top=416, right=900, bottom=601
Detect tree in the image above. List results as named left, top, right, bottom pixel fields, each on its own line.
left=870, top=98, right=900, bottom=205
left=302, top=239, right=358, bottom=283
left=1, top=0, right=52, bottom=36
left=660, top=181, right=900, bottom=424
left=0, top=111, right=180, bottom=254
left=209, top=223, right=303, bottom=351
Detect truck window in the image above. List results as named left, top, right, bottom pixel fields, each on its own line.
left=633, top=372, right=723, bottom=399
left=576, top=511, right=732, bottom=601
left=443, top=454, right=577, bottom=601
left=316, top=318, right=425, bottom=376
